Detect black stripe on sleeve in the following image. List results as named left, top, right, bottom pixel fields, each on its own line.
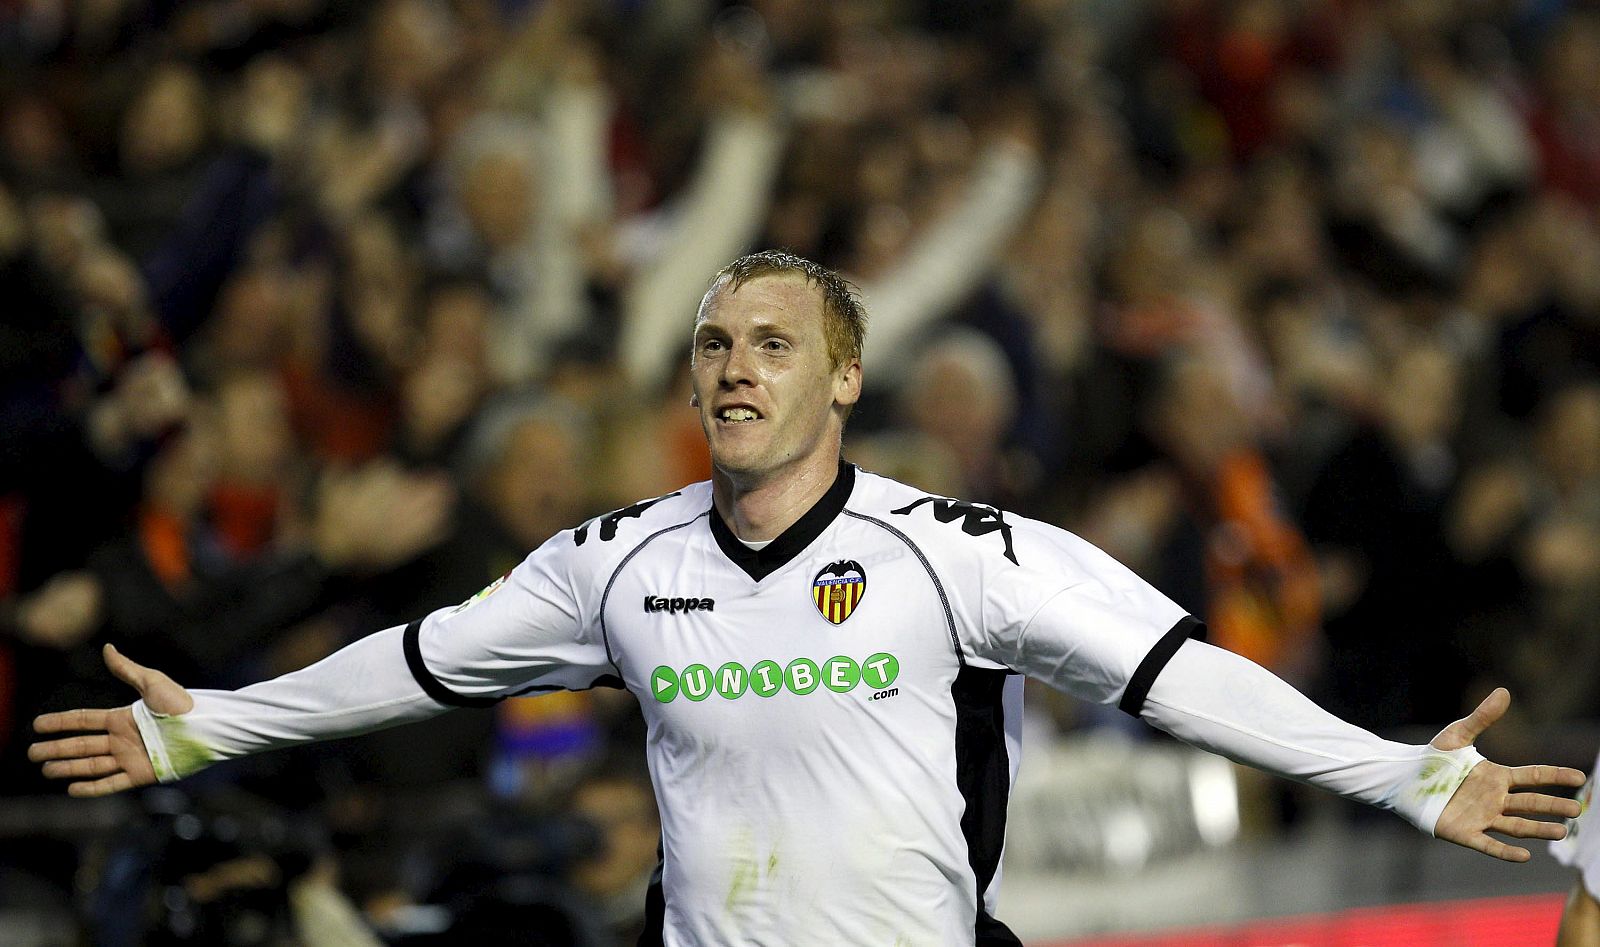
left=402, top=619, right=501, bottom=709
left=1118, top=615, right=1207, bottom=718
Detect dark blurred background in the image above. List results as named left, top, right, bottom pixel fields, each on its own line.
left=2, top=0, right=1599, bottom=943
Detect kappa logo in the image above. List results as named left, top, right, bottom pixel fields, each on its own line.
left=573, top=492, right=682, bottom=546
left=890, top=496, right=1019, bottom=565
left=812, top=560, right=866, bottom=624
left=644, top=595, right=715, bottom=614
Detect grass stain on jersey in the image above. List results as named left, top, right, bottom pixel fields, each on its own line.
left=726, top=858, right=759, bottom=912
left=151, top=716, right=219, bottom=781
left=724, top=827, right=761, bottom=914
left=1409, top=756, right=1467, bottom=803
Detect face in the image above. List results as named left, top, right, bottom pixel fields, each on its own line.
left=488, top=418, right=586, bottom=547
left=691, top=274, right=860, bottom=485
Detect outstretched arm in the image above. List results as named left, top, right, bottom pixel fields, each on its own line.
left=31, top=528, right=619, bottom=794
left=32, top=624, right=443, bottom=793
left=1137, top=640, right=1584, bottom=860
left=966, top=511, right=1584, bottom=860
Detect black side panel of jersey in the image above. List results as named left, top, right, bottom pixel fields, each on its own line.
left=952, top=665, right=1024, bottom=947
left=638, top=854, right=666, bottom=947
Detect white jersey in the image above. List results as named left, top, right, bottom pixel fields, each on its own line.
left=137, top=460, right=1486, bottom=946
left=1553, top=749, right=1600, bottom=900
left=401, top=461, right=1190, bottom=945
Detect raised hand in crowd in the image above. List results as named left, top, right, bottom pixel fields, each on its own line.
left=310, top=462, right=455, bottom=572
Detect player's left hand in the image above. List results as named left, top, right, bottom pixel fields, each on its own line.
left=1431, top=687, right=1587, bottom=861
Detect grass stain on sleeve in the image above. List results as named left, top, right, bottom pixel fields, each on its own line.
left=151, top=715, right=219, bottom=781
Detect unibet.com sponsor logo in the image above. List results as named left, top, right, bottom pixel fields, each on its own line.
left=650, top=653, right=900, bottom=703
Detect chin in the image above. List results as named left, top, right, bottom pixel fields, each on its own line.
left=709, top=450, right=763, bottom=478
left=709, top=444, right=781, bottom=481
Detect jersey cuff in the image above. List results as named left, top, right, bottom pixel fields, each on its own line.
left=403, top=619, right=501, bottom=709
left=1118, top=615, right=1206, bottom=717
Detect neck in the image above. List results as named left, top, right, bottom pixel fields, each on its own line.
left=712, top=449, right=842, bottom=542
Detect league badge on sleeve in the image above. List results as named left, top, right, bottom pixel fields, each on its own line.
left=454, top=571, right=509, bottom=613
left=812, top=560, right=867, bottom=625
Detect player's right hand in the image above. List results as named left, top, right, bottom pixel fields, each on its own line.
left=29, top=644, right=194, bottom=797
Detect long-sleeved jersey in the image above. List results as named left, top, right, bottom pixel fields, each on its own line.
left=135, top=460, right=1483, bottom=946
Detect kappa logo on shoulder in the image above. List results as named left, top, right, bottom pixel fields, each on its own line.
left=573, top=492, right=682, bottom=546
left=890, top=496, right=1019, bottom=565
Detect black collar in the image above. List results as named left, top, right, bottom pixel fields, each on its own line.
left=709, top=458, right=856, bottom=582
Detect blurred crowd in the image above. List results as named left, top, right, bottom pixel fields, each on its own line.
left=4, top=0, right=1600, bottom=942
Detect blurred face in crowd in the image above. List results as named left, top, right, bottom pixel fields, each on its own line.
left=368, top=0, right=459, bottom=97
left=146, top=414, right=220, bottom=519
left=1383, top=346, right=1460, bottom=450
left=423, top=282, right=491, bottom=369
left=462, top=151, right=534, bottom=251
left=691, top=273, right=860, bottom=487
left=216, top=372, right=295, bottom=483
left=1152, top=356, right=1251, bottom=474
left=122, top=64, right=207, bottom=175
left=485, top=416, right=587, bottom=547
left=212, top=267, right=291, bottom=370
left=1536, top=385, right=1600, bottom=493
left=903, top=335, right=1016, bottom=464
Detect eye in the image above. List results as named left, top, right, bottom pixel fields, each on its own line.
left=700, top=339, right=726, bottom=353
left=763, top=338, right=790, bottom=352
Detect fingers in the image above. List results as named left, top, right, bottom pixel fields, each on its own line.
left=1508, top=764, right=1588, bottom=790
left=1491, top=815, right=1569, bottom=841
left=1506, top=792, right=1584, bottom=820
left=66, top=772, right=137, bottom=798
left=28, top=734, right=111, bottom=762
left=42, top=756, right=121, bottom=780
left=1466, top=833, right=1531, bottom=863
left=33, top=708, right=109, bottom=734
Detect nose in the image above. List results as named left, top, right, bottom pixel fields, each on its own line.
left=719, top=341, right=756, bottom=388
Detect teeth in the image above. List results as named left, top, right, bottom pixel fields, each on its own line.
left=721, top=408, right=758, bottom=422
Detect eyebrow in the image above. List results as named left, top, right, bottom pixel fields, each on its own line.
left=695, top=317, right=796, bottom=338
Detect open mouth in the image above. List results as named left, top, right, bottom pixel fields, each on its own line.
left=716, top=406, right=763, bottom=424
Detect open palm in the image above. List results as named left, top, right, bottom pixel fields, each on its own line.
left=1431, top=687, right=1587, bottom=861
left=30, top=644, right=194, bottom=797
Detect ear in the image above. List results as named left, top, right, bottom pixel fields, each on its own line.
left=833, top=358, right=862, bottom=409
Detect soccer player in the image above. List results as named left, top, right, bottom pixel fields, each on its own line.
left=32, top=251, right=1587, bottom=946
left=1556, top=751, right=1600, bottom=946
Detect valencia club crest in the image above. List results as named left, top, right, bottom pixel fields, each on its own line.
left=812, top=560, right=866, bottom=625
